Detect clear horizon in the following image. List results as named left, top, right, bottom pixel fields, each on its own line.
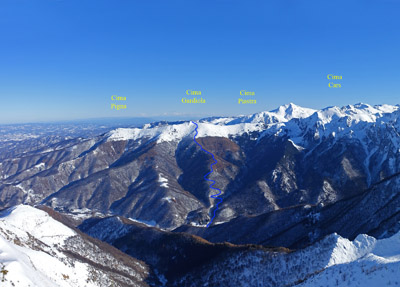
left=1, top=101, right=399, bottom=126
left=1, top=0, right=400, bottom=124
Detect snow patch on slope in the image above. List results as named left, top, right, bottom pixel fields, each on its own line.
left=158, top=174, right=169, bottom=188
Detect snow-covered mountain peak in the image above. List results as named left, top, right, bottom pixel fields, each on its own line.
left=270, top=102, right=317, bottom=121
left=312, top=106, right=346, bottom=124
left=323, top=232, right=376, bottom=267
left=297, top=231, right=400, bottom=287
left=339, top=103, right=398, bottom=123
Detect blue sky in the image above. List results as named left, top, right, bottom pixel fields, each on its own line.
left=1, top=0, right=400, bottom=123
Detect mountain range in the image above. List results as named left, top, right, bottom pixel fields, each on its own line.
left=1, top=102, right=400, bottom=286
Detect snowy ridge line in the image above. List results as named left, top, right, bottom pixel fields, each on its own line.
left=192, top=122, right=223, bottom=228
left=106, top=103, right=400, bottom=145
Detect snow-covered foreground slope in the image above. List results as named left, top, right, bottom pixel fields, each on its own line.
left=298, top=232, right=400, bottom=287
left=174, top=230, right=400, bottom=287
left=0, top=205, right=83, bottom=287
left=0, top=205, right=150, bottom=287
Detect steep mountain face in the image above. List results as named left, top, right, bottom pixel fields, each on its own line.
left=0, top=103, right=399, bottom=246
left=177, top=171, right=400, bottom=249
left=80, top=214, right=400, bottom=287
left=0, top=205, right=152, bottom=287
